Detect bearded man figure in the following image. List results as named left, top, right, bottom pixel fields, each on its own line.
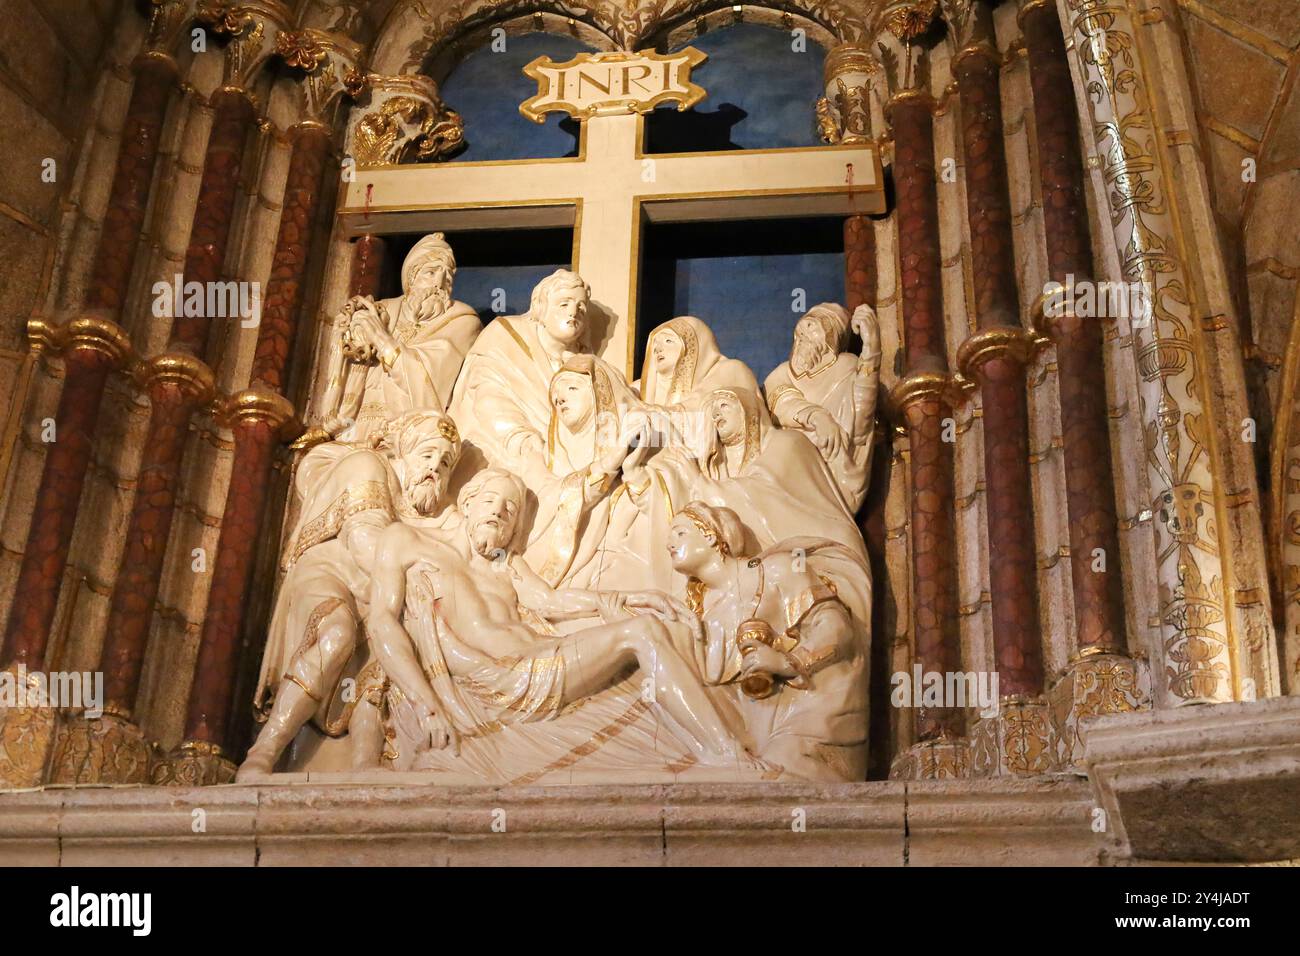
left=449, top=269, right=636, bottom=501
left=365, top=467, right=758, bottom=771
left=764, top=302, right=881, bottom=512
left=307, top=232, right=481, bottom=445
left=237, top=410, right=463, bottom=780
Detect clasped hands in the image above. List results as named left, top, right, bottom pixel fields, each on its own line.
left=341, top=296, right=399, bottom=367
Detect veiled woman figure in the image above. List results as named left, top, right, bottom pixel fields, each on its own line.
left=690, top=386, right=868, bottom=567
left=571, top=318, right=764, bottom=590
left=633, top=316, right=761, bottom=458
left=638, top=316, right=760, bottom=409
left=525, top=354, right=631, bottom=586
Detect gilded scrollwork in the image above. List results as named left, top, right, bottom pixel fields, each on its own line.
left=375, top=0, right=873, bottom=75
left=1064, top=0, right=1235, bottom=704
left=349, top=74, right=465, bottom=165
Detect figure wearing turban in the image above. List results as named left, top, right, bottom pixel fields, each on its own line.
left=764, top=302, right=882, bottom=512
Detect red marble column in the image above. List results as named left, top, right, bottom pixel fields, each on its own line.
left=1, top=53, right=177, bottom=668
left=182, top=122, right=333, bottom=750
left=844, top=215, right=876, bottom=314
left=888, top=93, right=964, bottom=740
left=349, top=233, right=387, bottom=300
left=99, top=88, right=256, bottom=716
left=953, top=29, right=1044, bottom=698
left=1023, top=0, right=1128, bottom=654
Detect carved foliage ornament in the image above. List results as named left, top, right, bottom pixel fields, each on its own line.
left=276, top=29, right=329, bottom=71
left=352, top=86, right=465, bottom=165
left=196, top=0, right=254, bottom=36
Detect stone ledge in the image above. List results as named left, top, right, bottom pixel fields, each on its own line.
left=1083, top=696, right=1300, bottom=863
left=0, top=779, right=1100, bottom=866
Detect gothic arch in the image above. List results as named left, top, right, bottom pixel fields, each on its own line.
left=369, top=0, right=873, bottom=75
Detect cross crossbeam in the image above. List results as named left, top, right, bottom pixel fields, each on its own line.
left=338, top=111, right=884, bottom=376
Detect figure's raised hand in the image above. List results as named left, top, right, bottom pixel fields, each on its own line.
left=851, top=303, right=880, bottom=357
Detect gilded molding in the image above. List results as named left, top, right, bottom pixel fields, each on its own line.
left=143, top=351, right=217, bottom=402
left=956, top=326, right=1038, bottom=378
left=889, top=370, right=966, bottom=414
left=884, top=87, right=936, bottom=118
left=151, top=740, right=237, bottom=786
left=220, top=385, right=299, bottom=436
left=36, top=315, right=137, bottom=367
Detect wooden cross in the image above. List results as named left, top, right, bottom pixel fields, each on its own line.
left=337, top=54, right=884, bottom=378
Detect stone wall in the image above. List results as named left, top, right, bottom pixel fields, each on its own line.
left=0, top=0, right=128, bottom=488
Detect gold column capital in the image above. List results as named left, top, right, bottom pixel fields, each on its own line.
left=889, top=370, right=969, bottom=414
left=143, top=351, right=217, bottom=403
left=62, top=314, right=136, bottom=367
left=220, top=385, right=299, bottom=437
left=957, top=326, right=1040, bottom=378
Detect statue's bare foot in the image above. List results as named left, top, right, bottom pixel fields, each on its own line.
left=234, top=750, right=275, bottom=782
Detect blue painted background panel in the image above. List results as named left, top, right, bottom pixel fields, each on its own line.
left=440, top=32, right=591, bottom=161
left=645, top=23, right=826, bottom=152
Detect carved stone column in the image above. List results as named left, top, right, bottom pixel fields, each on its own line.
left=947, top=5, right=1055, bottom=776
left=1020, top=0, right=1148, bottom=761
left=886, top=84, right=969, bottom=779
left=818, top=45, right=877, bottom=146
left=0, top=51, right=177, bottom=789
left=155, top=122, right=332, bottom=785
left=47, top=87, right=258, bottom=787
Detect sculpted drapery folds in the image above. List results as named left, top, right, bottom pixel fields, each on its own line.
left=448, top=269, right=637, bottom=517
left=765, top=302, right=882, bottom=512
left=234, top=256, right=880, bottom=782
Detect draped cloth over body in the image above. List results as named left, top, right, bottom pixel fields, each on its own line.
left=765, top=350, right=873, bottom=512
left=384, top=565, right=719, bottom=785
left=692, top=387, right=868, bottom=567
left=527, top=355, right=628, bottom=585
left=449, top=316, right=635, bottom=518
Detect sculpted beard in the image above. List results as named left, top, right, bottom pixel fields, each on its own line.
left=469, top=512, right=509, bottom=557
left=407, top=282, right=451, bottom=323
left=403, top=465, right=443, bottom=515
left=791, top=332, right=829, bottom=376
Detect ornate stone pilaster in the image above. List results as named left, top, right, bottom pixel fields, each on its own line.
left=1054, top=0, right=1241, bottom=705
left=0, top=50, right=177, bottom=677
left=818, top=44, right=878, bottom=145
left=161, top=122, right=331, bottom=779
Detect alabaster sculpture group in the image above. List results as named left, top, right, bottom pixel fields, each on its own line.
left=239, top=233, right=882, bottom=785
